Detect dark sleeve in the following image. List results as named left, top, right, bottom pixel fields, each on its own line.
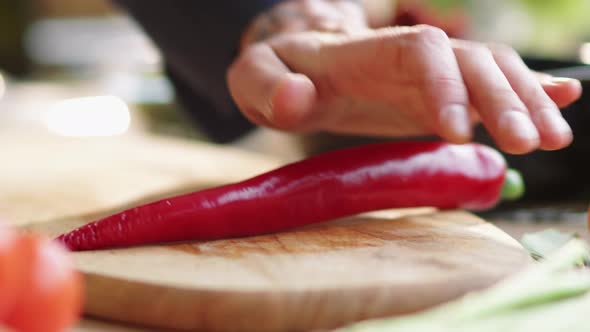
left=114, top=0, right=281, bottom=143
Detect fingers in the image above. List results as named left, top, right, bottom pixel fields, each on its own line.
left=227, top=43, right=317, bottom=131
left=229, top=27, right=581, bottom=156
left=451, top=40, right=581, bottom=154
left=491, top=45, right=573, bottom=151
left=453, top=40, right=540, bottom=154
left=536, top=73, right=583, bottom=108
left=402, top=26, right=471, bottom=143
left=400, top=27, right=578, bottom=152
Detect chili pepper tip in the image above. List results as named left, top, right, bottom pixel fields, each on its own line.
left=501, top=168, right=525, bottom=201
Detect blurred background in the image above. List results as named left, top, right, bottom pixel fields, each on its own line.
left=1, top=0, right=590, bottom=214
left=1, top=0, right=590, bottom=137
left=0, top=0, right=176, bottom=139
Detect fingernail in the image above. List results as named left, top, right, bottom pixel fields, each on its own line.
left=440, top=104, right=471, bottom=141
left=498, top=111, right=540, bottom=143
left=535, top=108, right=573, bottom=137
left=551, top=77, right=579, bottom=84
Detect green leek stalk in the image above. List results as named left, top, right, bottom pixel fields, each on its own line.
left=339, top=240, right=590, bottom=332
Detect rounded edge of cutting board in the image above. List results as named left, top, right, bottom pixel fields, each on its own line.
left=73, top=210, right=531, bottom=332
left=83, top=268, right=507, bottom=332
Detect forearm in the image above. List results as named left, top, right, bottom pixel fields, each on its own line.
left=113, top=0, right=281, bottom=142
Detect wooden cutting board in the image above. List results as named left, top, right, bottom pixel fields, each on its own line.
left=24, top=209, right=530, bottom=332
left=5, top=131, right=532, bottom=331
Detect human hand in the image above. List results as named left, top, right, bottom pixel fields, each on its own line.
left=239, top=0, right=368, bottom=48
left=229, top=5, right=582, bottom=154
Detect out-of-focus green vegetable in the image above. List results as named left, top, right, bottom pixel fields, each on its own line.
left=522, top=229, right=578, bottom=260
left=501, top=169, right=525, bottom=201
left=338, top=238, right=590, bottom=332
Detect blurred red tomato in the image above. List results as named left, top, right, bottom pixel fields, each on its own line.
left=2, top=232, right=83, bottom=332
left=0, top=225, right=22, bottom=321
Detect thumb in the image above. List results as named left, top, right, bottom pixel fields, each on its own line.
left=227, top=43, right=317, bottom=131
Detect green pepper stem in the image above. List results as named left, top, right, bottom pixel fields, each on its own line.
left=501, top=168, right=525, bottom=201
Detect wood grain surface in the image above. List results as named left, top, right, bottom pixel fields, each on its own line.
left=25, top=208, right=531, bottom=332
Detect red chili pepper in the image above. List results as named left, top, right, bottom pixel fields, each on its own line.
left=56, top=141, right=520, bottom=251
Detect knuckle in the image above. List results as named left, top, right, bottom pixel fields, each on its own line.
left=488, top=87, right=525, bottom=109
left=240, top=44, right=267, bottom=66
left=249, top=44, right=272, bottom=63
left=469, top=43, right=493, bottom=58
left=371, top=26, right=451, bottom=62
left=488, top=42, right=519, bottom=59
left=430, top=75, right=464, bottom=89
left=411, top=25, right=449, bottom=46
left=227, top=49, right=254, bottom=80
left=227, top=43, right=271, bottom=84
left=424, top=76, right=469, bottom=111
left=430, top=76, right=468, bottom=97
left=520, top=85, right=554, bottom=108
